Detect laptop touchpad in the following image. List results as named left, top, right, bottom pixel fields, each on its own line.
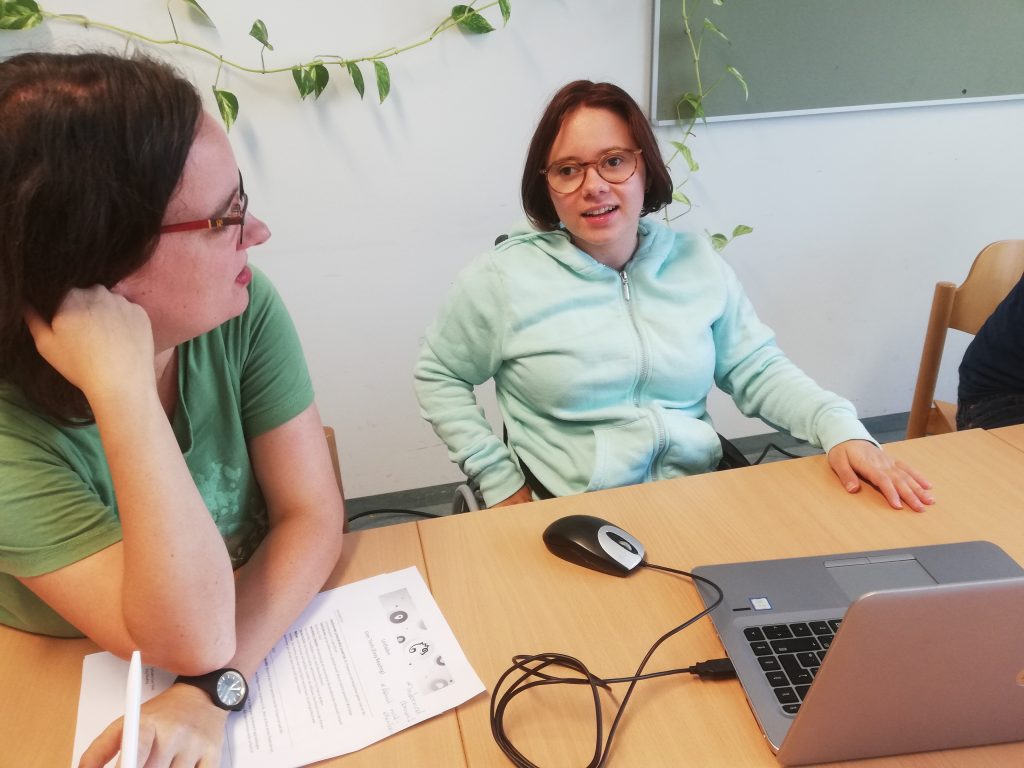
left=825, top=555, right=937, bottom=602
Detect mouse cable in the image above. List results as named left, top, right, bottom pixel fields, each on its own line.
left=751, top=442, right=804, bottom=465
left=489, top=562, right=730, bottom=768
left=345, top=508, right=445, bottom=524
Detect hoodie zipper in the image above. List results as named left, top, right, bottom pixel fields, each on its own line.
left=619, top=269, right=667, bottom=480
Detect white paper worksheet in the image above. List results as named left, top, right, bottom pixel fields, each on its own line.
left=71, top=567, right=484, bottom=768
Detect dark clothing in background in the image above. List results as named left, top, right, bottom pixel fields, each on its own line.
left=957, top=274, right=1024, bottom=429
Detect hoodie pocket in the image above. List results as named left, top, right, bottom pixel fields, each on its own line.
left=585, top=417, right=656, bottom=492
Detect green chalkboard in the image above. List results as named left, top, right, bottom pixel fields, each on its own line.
left=652, top=0, right=1024, bottom=123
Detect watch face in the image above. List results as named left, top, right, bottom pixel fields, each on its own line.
left=217, top=670, right=247, bottom=708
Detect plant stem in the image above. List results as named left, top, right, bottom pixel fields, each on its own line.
left=42, top=1, right=503, bottom=76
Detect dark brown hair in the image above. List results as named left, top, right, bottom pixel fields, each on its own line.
left=0, top=51, right=202, bottom=422
left=521, top=80, right=673, bottom=231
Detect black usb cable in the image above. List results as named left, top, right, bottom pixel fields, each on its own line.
left=489, top=562, right=733, bottom=767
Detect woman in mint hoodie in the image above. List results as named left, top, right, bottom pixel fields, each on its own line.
left=415, top=80, right=932, bottom=513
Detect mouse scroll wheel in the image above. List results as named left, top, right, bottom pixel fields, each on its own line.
left=607, top=532, right=637, bottom=554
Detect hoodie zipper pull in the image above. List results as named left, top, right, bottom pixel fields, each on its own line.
left=620, top=271, right=631, bottom=301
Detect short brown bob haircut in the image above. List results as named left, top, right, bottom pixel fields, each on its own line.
left=521, top=80, right=673, bottom=232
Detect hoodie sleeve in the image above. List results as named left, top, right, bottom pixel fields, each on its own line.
left=414, top=254, right=526, bottom=506
left=711, top=258, right=876, bottom=452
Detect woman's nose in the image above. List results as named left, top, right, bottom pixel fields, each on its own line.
left=240, top=212, right=271, bottom=249
left=580, top=164, right=607, bottom=195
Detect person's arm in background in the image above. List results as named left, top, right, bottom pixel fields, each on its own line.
left=710, top=254, right=933, bottom=511
left=414, top=255, right=527, bottom=507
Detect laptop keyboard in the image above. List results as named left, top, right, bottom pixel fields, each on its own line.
left=744, top=619, right=842, bottom=715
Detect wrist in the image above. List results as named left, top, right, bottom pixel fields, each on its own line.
left=87, top=380, right=161, bottom=420
left=174, top=681, right=233, bottom=713
left=174, top=668, right=249, bottom=712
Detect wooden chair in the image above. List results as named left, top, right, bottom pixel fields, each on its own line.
left=906, top=240, right=1024, bottom=438
left=323, top=426, right=349, bottom=530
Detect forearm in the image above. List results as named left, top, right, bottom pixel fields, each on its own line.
left=90, top=385, right=235, bottom=666
left=415, top=353, right=523, bottom=503
left=724, top=349, right=875, bottom=451
left=226, top=509, right=344, bottom=677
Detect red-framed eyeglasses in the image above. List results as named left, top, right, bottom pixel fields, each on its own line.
left=160, top=172, right=248, bottom=245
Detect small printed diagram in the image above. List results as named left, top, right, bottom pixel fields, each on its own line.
left=379, top=588, right=454, bottom=695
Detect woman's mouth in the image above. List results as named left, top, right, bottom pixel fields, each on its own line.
left=582, top=205, right=618, bottom=218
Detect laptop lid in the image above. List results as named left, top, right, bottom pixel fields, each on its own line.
left=692, top=541, right=1024, bottom=763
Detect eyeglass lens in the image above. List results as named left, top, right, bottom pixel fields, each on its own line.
left=545, top=150, right=639, bottom=194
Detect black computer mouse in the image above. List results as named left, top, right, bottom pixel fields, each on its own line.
left=542, top=514, right=646, bottom=577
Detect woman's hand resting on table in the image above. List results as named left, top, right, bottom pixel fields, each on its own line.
left=490, top=484, right=534, bottom=508
left=828, top=440, right=934, bottom=512
left=79, top=683, right=229, bottom=768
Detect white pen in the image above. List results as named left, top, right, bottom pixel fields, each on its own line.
left=120, top=650, right=142, bottom=768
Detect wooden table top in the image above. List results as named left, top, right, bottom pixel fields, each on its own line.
left=0, top=523, right=466, bottom=768
left=6, top=428, right=1024, bottom=767
left=419, top=428, right=1024, bottom=767
left=989, top=423, right=1024, bottom=454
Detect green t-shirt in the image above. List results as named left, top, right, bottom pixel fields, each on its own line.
left=0, top=268, right=314, bottom=636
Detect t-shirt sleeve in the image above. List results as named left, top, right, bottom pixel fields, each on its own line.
left=0, top=418, right=121, bottom=578
left=238, top=269, right=315, bottom=438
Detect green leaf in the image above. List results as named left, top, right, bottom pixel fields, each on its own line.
left=732, top=224, right=754, bottom=238
left=710, top=233, right=729, bottom=251
left=0, top=0, right=43, bottom=30
left=346, top=61, right=365, bottom=99
left=672, top=190, right=691, bottom=206
left=249, top=19, right=273, bottom=50
left=679, top=143, right=699, bottom=172
left=212, top=87, right=238, bottom=132
left=670, top=141, right=699, bottom=171
left=703, top=18, right=729, bottom=43
left=451, top=4, right=495, bottom=34
left=498, top=0, right=511, bottom=25
left=373, top=60, right=391, bottom=103
left=292, top=66, right=313, bottom=99
left=310, top=63, right=329, bottom=99
left=182, top=0, right=214, bottom=26
left=713, top=0, right=724, bottom=5
left=679, top=93, right=705, bottom=120
left=291, top=64, right=329, bottom=100
left=727, top=66, right=749, bottom=100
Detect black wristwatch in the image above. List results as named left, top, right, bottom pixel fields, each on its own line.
left=174, top=668, right=248, bottom=711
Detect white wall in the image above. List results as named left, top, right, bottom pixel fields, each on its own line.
left=5, top=1, right=1023, bottom=497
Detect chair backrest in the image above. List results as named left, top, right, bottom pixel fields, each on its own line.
left=323, top=426, right=344, bottom=495
left=324, top=425, right=350, bottom=531
left=906, top=240, right=1024, bottom=438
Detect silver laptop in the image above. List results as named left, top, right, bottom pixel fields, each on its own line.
left=692, top=540, right=1024, bottom=765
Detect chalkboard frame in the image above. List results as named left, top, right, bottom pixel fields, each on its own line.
left=651, top=0, right=1024, bottom=125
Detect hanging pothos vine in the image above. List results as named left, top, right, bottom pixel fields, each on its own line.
left=0, top=0, right=511, bottom=131
left=665, top=0, right=751, bottom=251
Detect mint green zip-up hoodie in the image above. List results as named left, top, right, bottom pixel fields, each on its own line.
left=415, top=219, right=874, bottom=507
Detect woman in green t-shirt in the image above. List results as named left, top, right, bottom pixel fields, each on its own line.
left=0, top=52, right=345, bottom=765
